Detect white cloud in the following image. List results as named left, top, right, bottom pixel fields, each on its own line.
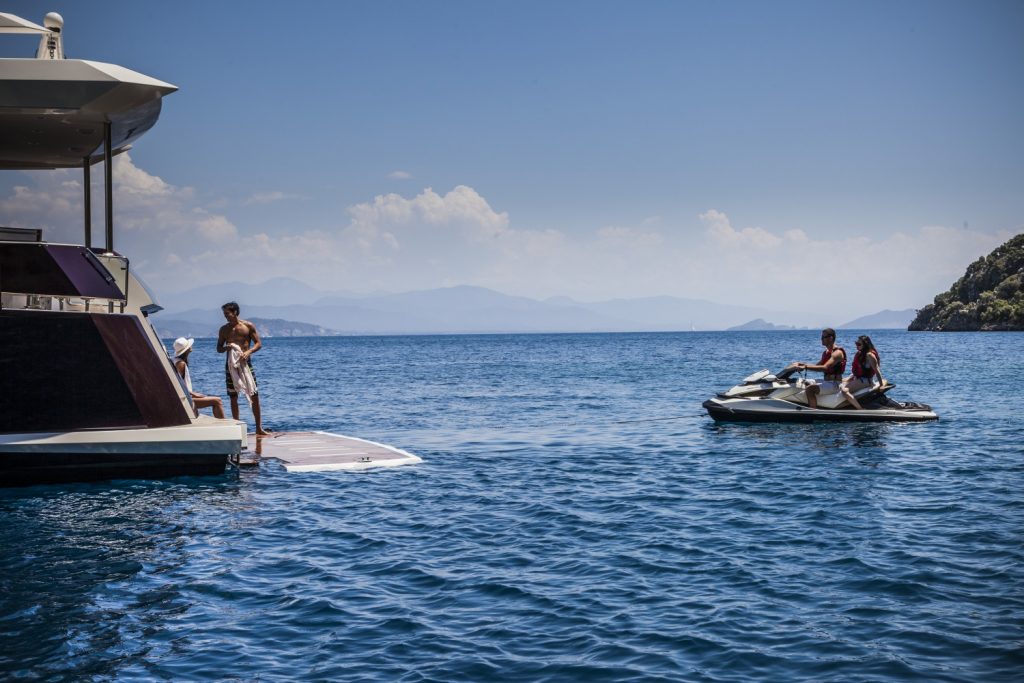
left=684, top=210, right=1014, bottom=312
left=193, top=211, right=238, bottom=242
left=387, top=170, right=413, bottom=180
left=345, top=186, right=510, bottom=249
left=2, top=157, right=1015, bottom=317
left=0, top=154, right=241, bottom=283
left=701, top=209, right=783, bottom=249
left=114, top=155, right=176, bottom=199
left=0, top=183, right=77, bottom=220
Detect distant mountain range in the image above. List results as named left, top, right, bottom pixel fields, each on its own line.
left=151, top=279, right=914, bottom=336
left=723, top=310, right=916, bottom=332
left=727, top=319, right=803, bottom=331
left=155, top=317, right=338, bottom=339
left=839, top=309, right=917, bottom=329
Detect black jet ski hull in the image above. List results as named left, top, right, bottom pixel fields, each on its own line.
left=703, top=398, right=938, bottom=423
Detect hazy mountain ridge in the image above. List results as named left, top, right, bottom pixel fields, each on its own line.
left=156, top=280, right=906, bottom=335
left=839, top=309, right=917, bottom=329
left=155, top=277, right=331, bottom=310
left=727, top=319, right=802, bottom=331
left=155, top=317, right=340, bottom=339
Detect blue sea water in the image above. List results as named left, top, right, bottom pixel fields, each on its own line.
left=1, top=330, right=1022, bottom=682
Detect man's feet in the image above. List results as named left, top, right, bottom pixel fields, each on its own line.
left=256, top=427, right=272, bottom=437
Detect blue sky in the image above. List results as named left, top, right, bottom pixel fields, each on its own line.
left=2, top=0, right=1022, bottom=316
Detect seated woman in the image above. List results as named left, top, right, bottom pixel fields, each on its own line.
left=841, top=335, right=884, bottom=410
left=173, top=337, right=226, bottom=419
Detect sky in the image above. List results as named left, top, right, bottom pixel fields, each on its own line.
left=1, top=0, right=1022, bottom=317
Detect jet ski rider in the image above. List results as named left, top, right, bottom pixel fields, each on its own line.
left=785, top=328, right=846, bottom=409
left=840, top=335, right=885, bottom=410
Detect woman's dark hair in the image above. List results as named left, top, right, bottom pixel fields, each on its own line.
left=856, top=335, right=876, bottom=364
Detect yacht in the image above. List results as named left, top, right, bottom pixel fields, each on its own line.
left=0, top=11, right=246, bottom=485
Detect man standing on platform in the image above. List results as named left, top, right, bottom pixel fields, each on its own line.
left=217, top=301, right=269, bottom=435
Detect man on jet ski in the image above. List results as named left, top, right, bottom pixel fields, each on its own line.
left=785, top=328, right=846, bottom=409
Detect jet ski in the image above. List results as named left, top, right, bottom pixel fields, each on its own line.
left=703, top=367, right=938, bottom=423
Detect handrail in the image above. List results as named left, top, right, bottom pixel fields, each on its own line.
left=0, top=292, right=127, bottom=314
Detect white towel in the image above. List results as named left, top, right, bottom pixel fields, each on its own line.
left=227, top=343, right=258, bottom=405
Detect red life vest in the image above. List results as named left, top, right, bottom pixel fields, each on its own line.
left=820, top=346, right=846, bottom=378
left=852, top=349, right=879, bottom=379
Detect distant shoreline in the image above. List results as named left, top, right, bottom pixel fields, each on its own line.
left=155, top=327, right=1015, bottom=342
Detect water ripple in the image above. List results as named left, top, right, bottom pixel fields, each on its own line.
left=2, top=331, right=1022, bottom=681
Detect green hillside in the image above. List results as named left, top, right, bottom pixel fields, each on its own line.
left=909, top=233, right=1024, bottom=331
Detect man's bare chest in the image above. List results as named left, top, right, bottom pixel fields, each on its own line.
left=226, top=325, right=250, bottom=345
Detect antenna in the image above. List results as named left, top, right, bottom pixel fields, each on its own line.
left=36, top=12, right=64, bottom=60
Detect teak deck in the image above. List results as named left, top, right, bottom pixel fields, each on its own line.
left=238, top=431, right=422, bottom=472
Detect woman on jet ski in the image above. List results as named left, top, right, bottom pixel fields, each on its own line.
left=840, top=335, right=885, bottom=410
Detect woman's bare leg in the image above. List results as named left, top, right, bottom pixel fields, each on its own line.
left=193, top=395, right=225, bottom=419
left=841, top=379, right=864, bottom=410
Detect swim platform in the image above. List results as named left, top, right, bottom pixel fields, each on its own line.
left=239, top=431, right=422, bottom=472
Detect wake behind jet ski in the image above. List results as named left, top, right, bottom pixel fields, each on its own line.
left=703, top=366, right=938, bottom=423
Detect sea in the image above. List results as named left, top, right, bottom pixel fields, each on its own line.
left=1, top=330, right=1021, bottom=682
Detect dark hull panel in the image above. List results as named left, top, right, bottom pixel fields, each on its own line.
left=0, top=451, right=228, bottom=487
left=0, top=310, right=191, bottom=433
left=703, top=400, right=938, bottom=424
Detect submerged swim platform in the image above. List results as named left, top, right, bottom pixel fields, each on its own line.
left=239, top=431, right=422, bottom=471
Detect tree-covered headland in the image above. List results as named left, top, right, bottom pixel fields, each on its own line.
left=909, top=233, right=1024, bottom=331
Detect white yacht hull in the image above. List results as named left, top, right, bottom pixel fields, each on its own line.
left=0, top=416, right=245, bottom=486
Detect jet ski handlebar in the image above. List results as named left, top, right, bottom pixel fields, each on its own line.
left=776, top=366, right=800, bottom=381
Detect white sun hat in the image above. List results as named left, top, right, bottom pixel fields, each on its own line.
left=173, top=337, right=195, bottom=358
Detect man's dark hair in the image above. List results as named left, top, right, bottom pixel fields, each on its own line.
left=821, top=327, right=835, bottom=339
left=222, top=301, right=240, bottom=315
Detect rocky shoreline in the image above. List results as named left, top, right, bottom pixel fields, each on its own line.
left=909, top=234, right=1024, bottom=331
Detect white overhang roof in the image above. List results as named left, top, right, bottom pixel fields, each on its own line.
left=0, top=58, right=178, bottom=169
left=0, top=12, right=47, bottom=34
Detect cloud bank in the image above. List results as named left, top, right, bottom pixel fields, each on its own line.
left=0, top=156, right=1015, bottom=317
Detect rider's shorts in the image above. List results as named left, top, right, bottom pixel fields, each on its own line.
left=808, top=379, right=841, bottom=395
